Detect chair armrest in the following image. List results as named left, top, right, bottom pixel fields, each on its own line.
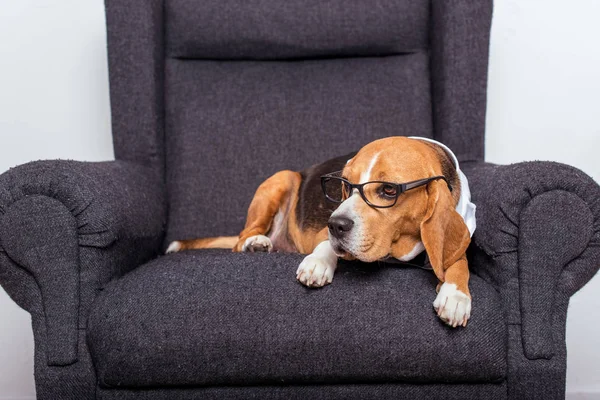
left=0, top=160, right=165, bottom=366
left=462, top=161, right=600, bottom=359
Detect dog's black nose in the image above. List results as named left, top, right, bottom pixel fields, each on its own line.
left=328, top=216, right=354, bottom=239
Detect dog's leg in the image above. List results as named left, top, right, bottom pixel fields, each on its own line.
left=433, top=255, right=471, bottom=327
left=296, top=229, right=338, bottom=288
left=167, top=170, right=300, bottom=254
left=166, top=236, right=238, bottom=253
left=234, top=170, right=301, bottom=253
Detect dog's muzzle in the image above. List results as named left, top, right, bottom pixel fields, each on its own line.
left=328, top=216, right=354, bottom=240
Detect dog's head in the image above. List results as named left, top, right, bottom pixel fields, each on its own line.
left=327, top=137, right=470, bottom=273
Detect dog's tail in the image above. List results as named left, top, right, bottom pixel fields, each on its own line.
left=166, top=236, right=238, bottom=253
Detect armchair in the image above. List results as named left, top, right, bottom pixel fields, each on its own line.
left=0, top=1, right=598, bottom=399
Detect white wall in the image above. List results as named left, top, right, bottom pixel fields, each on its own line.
left=0, top=0, right=598, bottom=399
left=0, top=1, right=112, bottom=398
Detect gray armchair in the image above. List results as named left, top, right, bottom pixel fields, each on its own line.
left=1, top=1, right=598, bottom=399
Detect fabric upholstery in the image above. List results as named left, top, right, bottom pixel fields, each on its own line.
left=506, top=320, right=569, bottom=400
left=166, top=0, right=429, bottom=59
left=88, top=250, right=507, bottom=388
left=104, top=0, right=494, bottom=186
left=97, top=382, right=507, bottom=400
left=0, top=195, right=79, bottom=366
left=463, top=161, right=600, bottom=400
left=430, top=1, right=492, bottom=162
left=165, top=54, right=433, bottom=241
left=467, top=248, right=573, bottom=400
left=463, top=161, right=600, bottom=359
left=0, top=160, right=166, bottom=398
left=105, top=0, right=165, bottom=177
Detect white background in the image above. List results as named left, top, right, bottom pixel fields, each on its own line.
left=0, top=0, right=598, bottom=399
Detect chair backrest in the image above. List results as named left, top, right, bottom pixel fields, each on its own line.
left=105, top=0, right=493, bottom=240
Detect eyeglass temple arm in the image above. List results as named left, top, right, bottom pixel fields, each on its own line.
left=404, top=176, right=452, bottom=192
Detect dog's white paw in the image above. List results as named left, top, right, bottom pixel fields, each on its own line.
left=166, top=241, right=182, bottom=254
left=296, top=255, right=336, bottom=288
left=433, top=282, right=471, bottom=327
left=242, top=235, right=273, bottom=253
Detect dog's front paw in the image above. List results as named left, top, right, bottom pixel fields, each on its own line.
left=433, top=282, right=471, bottom=327
left=296, top=255, right=336, bottom=288
left=241, top=235, right=273, bottom=253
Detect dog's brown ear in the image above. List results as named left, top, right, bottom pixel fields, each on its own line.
left=420, top=179, right=471, bottom=281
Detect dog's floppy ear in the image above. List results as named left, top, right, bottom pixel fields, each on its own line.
left=420, top=179, right=471, bottom=281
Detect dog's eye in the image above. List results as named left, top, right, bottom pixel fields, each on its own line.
left=342, top=181, right=352, bottom=198
left=381, top=184, right=397, bottom=198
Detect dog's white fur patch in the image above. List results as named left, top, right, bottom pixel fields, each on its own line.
left=328, top=151, right=382, bottom=258
left=395, top=241, right=425, bottom=262
left=359, top=151, right=381, bottom=183
left=433, top=282, right=472, bottom=327
left=296, top=240, right=338, bottom=287
left=328, top=193, right=364, bottom=257
left=166, top=241, right=181, bottom=254
left=242, top=235, right=273, bottom=252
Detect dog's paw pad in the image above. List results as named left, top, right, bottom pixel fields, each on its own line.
left=296, top=255, right=335, bottom=288
left=433, top=283, right=471, bottom=328
left=166, top=241, right=182, bottom=254
left=242, top=235, right=273, bottom=253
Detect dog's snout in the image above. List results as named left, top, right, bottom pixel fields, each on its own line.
left=328, top=216, right=354, bottom=239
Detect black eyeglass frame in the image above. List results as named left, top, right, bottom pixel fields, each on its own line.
left=320, top=171, right=452, bottom=209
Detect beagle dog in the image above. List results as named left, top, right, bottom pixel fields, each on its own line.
left=167, top=137, right=476, bottom=327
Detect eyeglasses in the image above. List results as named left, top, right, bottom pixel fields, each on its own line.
left=320, top=171, right=452, bottom=209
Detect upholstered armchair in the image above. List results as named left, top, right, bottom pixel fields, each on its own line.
left=1, top=1, right=598, bottom=399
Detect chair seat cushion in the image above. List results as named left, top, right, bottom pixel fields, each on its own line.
left=88, top=250, right=507, bottom=388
